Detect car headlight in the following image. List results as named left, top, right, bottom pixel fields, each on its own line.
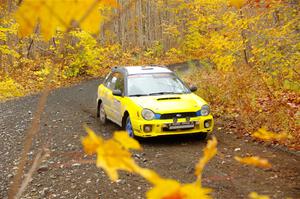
left=142, top=109, right=155, bottom=120
left=200, top=105, right=210, bottom=116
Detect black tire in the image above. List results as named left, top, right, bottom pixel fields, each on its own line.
left=99, top=103, right=107, bottom=125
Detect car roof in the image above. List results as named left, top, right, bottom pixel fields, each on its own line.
left=114, top=66, right=173, bottom=75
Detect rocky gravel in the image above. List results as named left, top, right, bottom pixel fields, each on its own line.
left=0, top=78, right=299, bottom=199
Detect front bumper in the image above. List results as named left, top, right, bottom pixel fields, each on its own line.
left=131, top=115, right=214, bottom=137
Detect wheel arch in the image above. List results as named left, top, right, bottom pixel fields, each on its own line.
left=122, top=111, right=129, bottom=128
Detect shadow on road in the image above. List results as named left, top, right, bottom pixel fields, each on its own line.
left=137, top=133, right=209, bottom=147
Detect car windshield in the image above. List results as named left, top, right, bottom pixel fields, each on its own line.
left=127, top=73, right=190, bottom=96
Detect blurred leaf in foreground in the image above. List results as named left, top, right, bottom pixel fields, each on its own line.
left=82, top=126, right=140, bottom=181
left=195, top=137, right=218, bottom=184
left=140, top=137, right=217, bottom=199
left=81, top=126, right=103, bottom=155
left=235, top=156, right=272, bottom=169
left=82, top=128, right=216, bottom=199
left=14, top=0, right=118, bottom=40
left=146, top=179, right=212, bottom=199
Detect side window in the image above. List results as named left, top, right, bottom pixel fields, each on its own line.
left=105, top=72, right=124, bottom=93
left=104, top=73, right=113, bottom=89
left=103, top=72, right=112, bottom=86
left=115, top=73, right=124, bottom=93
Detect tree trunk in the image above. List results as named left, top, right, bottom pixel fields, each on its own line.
left=136, top=0, right=143, bottom=49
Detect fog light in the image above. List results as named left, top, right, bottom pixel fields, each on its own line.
left=144, top=125, right=152, bottom=132
left=204, top=120, right=211, bottom=128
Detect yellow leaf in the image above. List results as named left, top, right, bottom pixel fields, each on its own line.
left=146, top=179, right=212, bottom=199
left=234, top=156, right=272, bottom=169
left=180, top=184, right=212, bottom=199
left=134, top=167, right=162, bottom=185
left=14, top=0, right=118, bottom=40
left=113, top=131, right=141, bottom=150
left=252, top=128, right=292, bottom=142
left=81, top=125, right=103, bottom=155
left=146, top=179, right=181, bottom=199
left=96, top=139, right=137, bottom=181
left=228, top=0, right=246, bottom=9
left=248, top=192, right=270, bottom=199
left=82, top=127, right=140, bottom=181
left=195, top=137, right=218, bottom=179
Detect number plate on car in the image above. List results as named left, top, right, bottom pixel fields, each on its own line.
left=168, top=122, right=195, bottom=130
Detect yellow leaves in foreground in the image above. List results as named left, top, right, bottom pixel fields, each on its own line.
left=195, top=137, right=218, bottom=183
left=235, top=156, right=272, bottom=169
left=146, top=179, right=212, bottom=199
left=82, top=127, right=217, bottom=199
left=81, top=126, right=103, bottom=155
left=113, top=131, right=141, bottom=150
left=82, top=126, right=140, bottom=181
left=252, top=128, right=292, bottom=142
left=136, top=161, right=212, bottom=199
left=82, top=128, right=275, bottom=199
left=14, top=0, right=118, bottom=40
left=96, top=139, right=138, bottom=181
left=144, top=136, right=217, bottom=199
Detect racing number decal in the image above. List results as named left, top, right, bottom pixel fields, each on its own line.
left=114, top=98, right=121, bottom=110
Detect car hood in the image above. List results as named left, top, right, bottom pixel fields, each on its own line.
left=129, top=93, right=207, bottom=113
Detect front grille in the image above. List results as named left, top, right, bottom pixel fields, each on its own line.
left=160, top=112, right=197, bottom=119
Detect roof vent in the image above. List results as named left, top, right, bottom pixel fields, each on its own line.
left=157, top=97, right=181, bottom=101
left=141, top=66, right=154, bottom=70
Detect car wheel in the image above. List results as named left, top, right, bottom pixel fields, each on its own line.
left=99, top=103, right=107, bottom=124
left=125, top=116, right=134, bottom=138
left=196, top=132, right=207, bottom=140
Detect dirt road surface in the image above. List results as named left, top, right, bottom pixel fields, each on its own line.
left=1, top=76, right=299, bottom=198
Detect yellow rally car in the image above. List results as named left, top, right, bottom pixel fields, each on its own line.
left=97, top=66, right=213, bottom=138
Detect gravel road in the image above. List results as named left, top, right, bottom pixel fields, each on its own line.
left=0, top=76, right=299, bottom=199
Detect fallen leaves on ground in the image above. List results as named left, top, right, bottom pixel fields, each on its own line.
left=248, top=192, right=270, bottom=199
left=252, top=128, right=292, bottom=142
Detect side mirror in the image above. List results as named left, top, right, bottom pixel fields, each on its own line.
left=112, top=89, right=122, bottom=96
left=189, top=85, right=197, bottom=92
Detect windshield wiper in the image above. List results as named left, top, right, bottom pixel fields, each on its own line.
left=149, top=91, right=184, bottom=96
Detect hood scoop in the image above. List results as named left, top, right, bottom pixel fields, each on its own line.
left=157, top=97, right=181, bottom=101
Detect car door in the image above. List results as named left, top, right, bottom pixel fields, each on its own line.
left=101, top=73, right=114, bottom=120
left=102, top=72, right=124, bottom=125
left=111, top=73, right=124, bottom=125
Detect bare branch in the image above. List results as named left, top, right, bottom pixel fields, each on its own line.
left=14, top=148, right=49, bottom=199
left=8, top=71, right=53, bottom=199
